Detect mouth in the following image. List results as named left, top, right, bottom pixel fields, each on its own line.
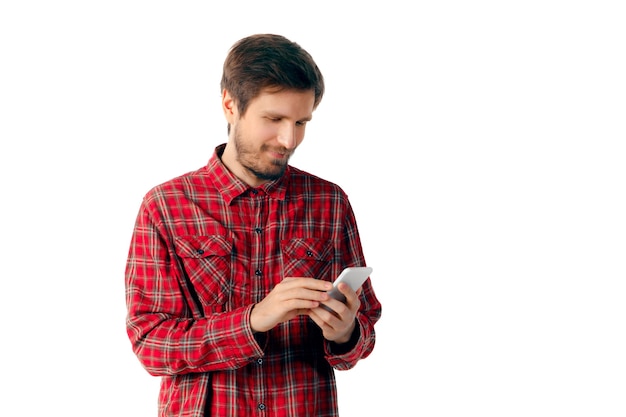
left=266, top=148, right=291, bottom=161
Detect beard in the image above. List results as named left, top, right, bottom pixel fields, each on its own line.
left=233, top=126, right=293, bottom=181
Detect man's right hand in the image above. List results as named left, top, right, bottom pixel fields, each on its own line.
left=250, top=277, right=333, bottom=333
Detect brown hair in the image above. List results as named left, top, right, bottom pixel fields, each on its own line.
left=220, top=34, right=325, bottom=120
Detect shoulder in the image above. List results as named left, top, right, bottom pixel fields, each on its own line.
left=286, top=166, right=349, bottom=202
left=288, top=165, right=345, bottom=190
left=142, top=166, right=211, bottom=205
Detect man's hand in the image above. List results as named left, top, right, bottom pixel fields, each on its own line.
left=250, top=277, right=332, bottom=333
left=309, top=282, right=362, bottom=344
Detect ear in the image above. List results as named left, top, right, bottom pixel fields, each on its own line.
left=221, top=89, right=237, bottom=125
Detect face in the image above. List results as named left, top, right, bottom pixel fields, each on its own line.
left=221, top=88, right=315, bottom=187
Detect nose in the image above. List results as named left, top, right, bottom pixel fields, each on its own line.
left=277, top=123, right=297, bottom=149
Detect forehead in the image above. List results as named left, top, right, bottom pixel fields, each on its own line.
left=249, top=88, right=315, bottom=118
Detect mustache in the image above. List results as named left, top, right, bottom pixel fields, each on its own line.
left=262, top=145, right=293, bottom=157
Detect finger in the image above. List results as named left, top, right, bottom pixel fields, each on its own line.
left=277, top=287, right=330, bottom=306
left=308, top=306, right=338, bottom=326
left=337, top=282, right=358, bottom=303
left=282, top=277, right=333, bottom=292
left=317, top=299, right=346, bottom=319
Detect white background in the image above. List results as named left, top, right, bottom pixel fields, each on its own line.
left=1, top=1, right=625, bottom=416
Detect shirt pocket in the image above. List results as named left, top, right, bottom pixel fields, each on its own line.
left=174, top=234, right=232, bottom=312
left=281, top=237, right=334, bottom=281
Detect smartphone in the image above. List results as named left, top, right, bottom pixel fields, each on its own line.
left=327, top=266, right=373, bottom=303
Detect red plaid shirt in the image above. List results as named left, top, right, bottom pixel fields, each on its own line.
left=125, top=144, right=382, bottom=416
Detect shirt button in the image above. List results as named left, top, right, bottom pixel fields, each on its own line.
left=258, top=403, right=266, bottom=411
left=251, top=188, right=259, bottom=195
left=196, top=249, right=204, bottom=255
left=255, top=269, right=262, bottom=277
left=255, top=227, right=262, bottom=234
left=306, top=250, right=313, bottom=257
left=257, top=358, right=263, bottom=365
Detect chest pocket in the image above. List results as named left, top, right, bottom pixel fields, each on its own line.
left=174, top=235, right=232, bottom=312
left=281, top=238, right=334, bottom=281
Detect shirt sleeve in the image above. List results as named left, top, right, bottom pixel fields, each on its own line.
left=125, top=199, right=264, bottom=377
left=323, top=199, right=382, bottom=370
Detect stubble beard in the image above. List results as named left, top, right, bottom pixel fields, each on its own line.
left=233, top=127, right=292, bottom=182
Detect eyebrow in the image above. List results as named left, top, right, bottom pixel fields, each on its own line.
left=264, top=111, right=313, bottom=122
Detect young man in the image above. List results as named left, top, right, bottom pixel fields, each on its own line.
left=125, top=33, right=382, bottom=417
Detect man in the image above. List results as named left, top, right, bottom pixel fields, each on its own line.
left=125, top=33, right=382, bottom=416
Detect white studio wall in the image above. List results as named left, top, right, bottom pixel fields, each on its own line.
left=1, top=1, right=624, bottom=416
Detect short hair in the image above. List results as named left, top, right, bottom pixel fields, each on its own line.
left=220, top=34, right=325, bottom=118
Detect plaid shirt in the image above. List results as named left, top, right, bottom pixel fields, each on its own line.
left=125, top=144, right=382, bottom=416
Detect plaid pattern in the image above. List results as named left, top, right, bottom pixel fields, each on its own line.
left=125, top=144, right=382, bottom=416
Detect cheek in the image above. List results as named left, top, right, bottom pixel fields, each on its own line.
left=237, top=120, right=274, bottom=142
left=254, top=121, right=280, bottom=139
left=296, top=127, right=307, bottom=145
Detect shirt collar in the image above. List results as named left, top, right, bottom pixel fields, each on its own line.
left=206, top=144, right=288, bottom=205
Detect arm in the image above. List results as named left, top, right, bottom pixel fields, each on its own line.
left=324, top=277, right=381, bottom=369
left=320, top=200, right=382, bottom=370
left=124, top=200, right=263, bottom=376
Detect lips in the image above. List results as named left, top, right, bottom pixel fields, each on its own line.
left=267, top=149, right=291, bottom=160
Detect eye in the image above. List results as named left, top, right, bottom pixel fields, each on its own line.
left=296, top=121, right=308, bottom=127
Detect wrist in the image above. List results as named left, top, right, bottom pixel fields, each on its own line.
left=330, top=320, right=360, bottom=352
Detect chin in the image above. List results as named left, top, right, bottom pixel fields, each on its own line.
left=254, top=164, right=287, bottom=181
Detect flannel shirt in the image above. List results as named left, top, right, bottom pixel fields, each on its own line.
left=125, top=144, right=382, bottom=416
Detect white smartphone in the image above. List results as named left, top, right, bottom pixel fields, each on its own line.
left=327, top=266, right=373, bottom=303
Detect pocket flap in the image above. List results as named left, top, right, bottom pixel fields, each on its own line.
left=174, top=235, right=232, bottom=259
left=282, top=238, right=333, bottom=261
